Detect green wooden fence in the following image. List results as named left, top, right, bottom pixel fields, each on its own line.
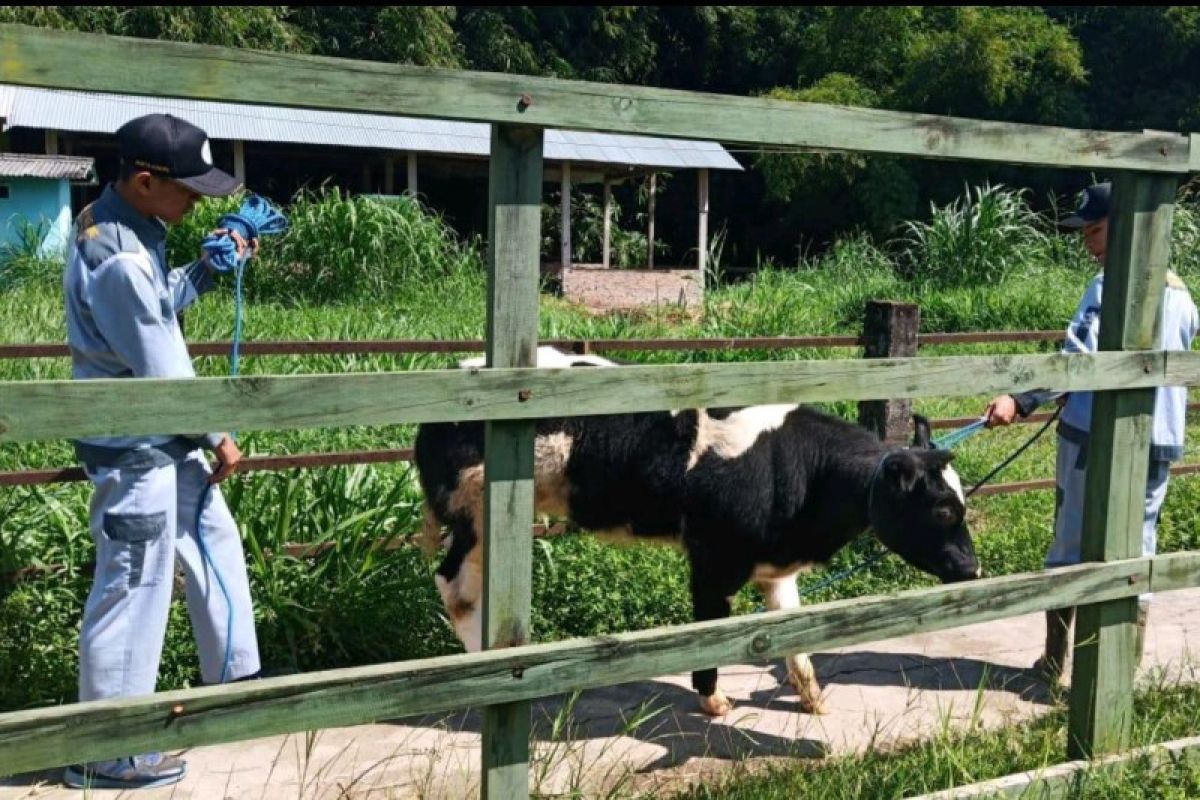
left=1, top=23, right=1199, bottom=797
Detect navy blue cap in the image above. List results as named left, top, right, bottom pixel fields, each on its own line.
left=1060, top=181, right=1111, bottom=228
left=116, top=113, right=240, bottom=197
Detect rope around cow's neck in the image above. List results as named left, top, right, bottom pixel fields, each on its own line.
left=800, top=409, right=1060, bottom=601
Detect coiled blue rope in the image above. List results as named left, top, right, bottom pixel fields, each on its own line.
left=201, top=195, right=289, bottom=378
left=195, top=194, right=287, bottom=683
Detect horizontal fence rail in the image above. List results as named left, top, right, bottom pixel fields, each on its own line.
left=0, top=448, right=416, bottom=487
left=0, top=25, right=1191, bottom=173
left=2, top=553, right=1197, bottom=776
left=6, top=468, right=1200, bottom=584
left=0, top=331, right=1067, bottom=360
left=3, top=350, right=1193, bottom=443
left=5, top=420, right=1200, bottom=489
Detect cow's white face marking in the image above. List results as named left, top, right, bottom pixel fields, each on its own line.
left=942, top=464, right=965, bottom=506
left=436, top=562, right=483, bottom=653
left=457, top=346, right=617, bottom=370
left=689, top=404, right=797, bottom=469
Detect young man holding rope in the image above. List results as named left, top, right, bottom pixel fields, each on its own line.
left=984, top=181, right=1199, bottom=685
left=62, top=114, right=261, bottom=789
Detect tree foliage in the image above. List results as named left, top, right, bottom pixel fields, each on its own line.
left=2, top=6, right=1195, bottom=260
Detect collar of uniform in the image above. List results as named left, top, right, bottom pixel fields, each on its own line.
left=93, top=184, right=168, bottom=249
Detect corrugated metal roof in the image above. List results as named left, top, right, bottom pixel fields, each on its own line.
left=0, top=152, right=94, bottom=181
left=0, top=85, right=15, bottom=120
left=0, top=85, right=742, bottom=172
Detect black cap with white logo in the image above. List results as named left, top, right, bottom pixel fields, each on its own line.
left=116, top=113, right=240, bottom=197
left=1060, top=181, right=1111, bottom=229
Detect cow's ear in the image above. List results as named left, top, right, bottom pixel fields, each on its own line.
left=883, top=452, right=920, bottom=493
left=912, top=415, right=933, bottom=449
left=922, top=449, right=955, bottom=470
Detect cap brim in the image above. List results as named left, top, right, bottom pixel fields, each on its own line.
left=174, top=167, right=241, bottom=198
left=1059, top=214, right=1086, bottom=229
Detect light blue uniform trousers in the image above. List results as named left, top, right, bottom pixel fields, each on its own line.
left=79, top=450, right=260, bottom=701
left=1048, top=434, right=1170, bottom=602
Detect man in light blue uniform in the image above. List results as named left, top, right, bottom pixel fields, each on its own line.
left=62, top=114, right=261, bottom=789
left=985, top=181, right=1199, bottom=684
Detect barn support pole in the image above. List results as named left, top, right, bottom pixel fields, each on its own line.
left=1067, top=173, right=1178, bottom=759
left=560, top=160, right=572, bottom=270
left=602, top=176, right=612, bottom=269
left=647, top=172, right=656, bottom=268
left=44, top=130, right=58, bottom=155
left=858, top=300, right=919, bottom=444
left=480, top=123, right=542, bottom=800
left=233, top=140, right=246, bottom=185
left=407, top=152, right=418, bottom=196
left=697, top=167, right=710, bottom=291
left=384, top=154, right=395, bottom=195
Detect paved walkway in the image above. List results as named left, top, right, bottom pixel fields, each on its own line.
left=4, top=590, right=1198, bottom=799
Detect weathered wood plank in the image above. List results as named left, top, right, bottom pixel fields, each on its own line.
left=480, top=124, right=542, bottom=800
left=1148, top=551, right=1200, bottom=593
left=0, top=351, right=1185, bottom=443
left=0, top=557, right=1180, bottom=776
left=0, top=25, right=1190, bottom=172
left=1069, top=173, right=1179, bottom=760
left=911, top=735, right=1200, bottom=799
left=697, top=167, right=709, bottom=288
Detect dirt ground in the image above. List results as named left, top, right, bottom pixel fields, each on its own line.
left=552, top=264, right=703, bottom=312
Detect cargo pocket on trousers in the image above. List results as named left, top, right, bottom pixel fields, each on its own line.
left=103, top=511, right=168, bottom=589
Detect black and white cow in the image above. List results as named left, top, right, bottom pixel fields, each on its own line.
left=414, top=348, right=979, bottom=716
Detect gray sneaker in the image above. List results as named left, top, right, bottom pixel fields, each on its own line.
left=63, top=752, right=186, bottom=789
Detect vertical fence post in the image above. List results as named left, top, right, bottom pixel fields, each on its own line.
left=858, top=300, right=919, bottom=443
left=1067, top=173, right=1178, bottom=759
left=560, top=160, right=572, bottom=270
left=602, top=176, right=612, bottom=269
left=697, top=167, right=710, bottom=292
left=407, top=152, right=419, bottom=197
left=481, top=123, right=542, bottom=798
left=647, top=172, right=657, bottom=269
left=384, top=155, right=395, bottom=195
left=233, top=140, right=246, bottom=185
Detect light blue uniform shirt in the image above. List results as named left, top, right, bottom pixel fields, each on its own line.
left=1053, top=272, right=1198, bottom=461
left=63, top=185, right=221, bottom=467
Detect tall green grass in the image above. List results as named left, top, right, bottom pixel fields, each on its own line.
left=169, top=188, right=485, bottom=305
left=896, top=183, right=1094, bottom=286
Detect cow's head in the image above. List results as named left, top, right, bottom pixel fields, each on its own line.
left=867, top=415, right=979, bottom=584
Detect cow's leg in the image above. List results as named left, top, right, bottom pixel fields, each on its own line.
left=434, top=517, right=484, bottom=652
left=756, top=575, right=825, bottom=714
left=689, top=548, right=751, bottom=716
left=431, top=464, right=487, bottom=652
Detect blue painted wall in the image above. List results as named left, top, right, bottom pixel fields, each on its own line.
left=0, top=177, right=72, bottom=258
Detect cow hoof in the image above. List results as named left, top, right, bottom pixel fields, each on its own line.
left=790, top=673, right=827, bottom=714
left=698, top=690, right=733, bottom=716
left=798, top=695, right=828, bottom=715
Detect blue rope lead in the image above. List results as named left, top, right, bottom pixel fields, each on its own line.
left=195, top=194, right=288, bottom=683
left=796, top=551, right=889, bottom=599
left=194, top=488, right=235, bottom=683
left=931, top=417, right=988, bottom=450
